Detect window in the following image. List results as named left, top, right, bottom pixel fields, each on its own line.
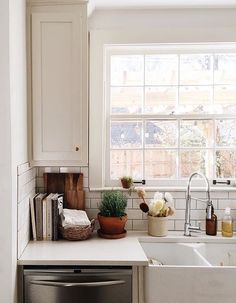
left=105, top=45, right=236, bottom=186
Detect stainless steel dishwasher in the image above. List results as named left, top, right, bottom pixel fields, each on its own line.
left=23, top=266, right=132, bottom=303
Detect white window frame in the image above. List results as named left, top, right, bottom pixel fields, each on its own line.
left=89, top=30, right=236, bottom=189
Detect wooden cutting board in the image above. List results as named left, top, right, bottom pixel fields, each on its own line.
left=43, top=173, right=85, bottom=210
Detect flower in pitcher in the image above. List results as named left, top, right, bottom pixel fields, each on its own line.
left=148, top=191, right=175, bottom=217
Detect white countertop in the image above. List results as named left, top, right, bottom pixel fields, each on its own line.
left=18, top=231, right=149, bottom=266
left=18, top=231, right=236, bottom=266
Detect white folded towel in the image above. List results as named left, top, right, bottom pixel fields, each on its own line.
left=61, top=209, right=91, bottom=228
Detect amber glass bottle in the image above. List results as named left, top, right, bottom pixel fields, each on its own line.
left=206, top=205, right=217, bottom=236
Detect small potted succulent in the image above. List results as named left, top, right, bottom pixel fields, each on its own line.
left=120, top=176, right=133, bottom=189
left=97, top=190, right=128, bottom=238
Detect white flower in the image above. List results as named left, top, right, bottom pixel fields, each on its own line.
left=153, top=192, right=163, bottom=201
left=149, top=198, right=165, bottom=216
left=148, top=191, right=175, bottom=217
left=164, top=192, right=174, bottom=204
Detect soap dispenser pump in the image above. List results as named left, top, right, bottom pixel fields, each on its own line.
left=206, top=203, right=217, bottom=236
left=222, top=207, right=233, bottom=237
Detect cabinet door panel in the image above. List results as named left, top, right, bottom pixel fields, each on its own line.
left=32, top=11, right=87, bottom=164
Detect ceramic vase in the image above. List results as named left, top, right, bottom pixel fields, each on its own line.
left=148, top=215, right=168, bottom=237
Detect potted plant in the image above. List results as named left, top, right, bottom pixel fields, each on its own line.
left=97, top=190, right=128, bottom=238
left=120, top=176, right=133, bottom=189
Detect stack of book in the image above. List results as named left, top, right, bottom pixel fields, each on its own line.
left=30, top=193, right=63, bottom=241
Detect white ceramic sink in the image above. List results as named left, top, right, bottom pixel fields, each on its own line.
left=139, top=239, right=236, bottom=303
left=140, top=242, right=211, bottom=266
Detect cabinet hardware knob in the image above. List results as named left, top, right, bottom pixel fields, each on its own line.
left=75, top=146, right=79, bottom=151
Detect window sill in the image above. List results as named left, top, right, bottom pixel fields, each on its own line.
left=89, top=186, right=236, bottom=192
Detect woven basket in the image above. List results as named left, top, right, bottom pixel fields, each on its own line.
left=59, top=219, right=95, bottom=241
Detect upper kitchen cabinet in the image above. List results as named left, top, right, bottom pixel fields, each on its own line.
left=28, top=0, right=88, bottom=166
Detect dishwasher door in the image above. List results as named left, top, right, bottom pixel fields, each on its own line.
left=24, top=267, right=132, bottom=303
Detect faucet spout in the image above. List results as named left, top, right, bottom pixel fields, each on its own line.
left=184, top=172, right=212, bottom=236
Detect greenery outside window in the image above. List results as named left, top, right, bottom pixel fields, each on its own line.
left=104, top=45, right=236, bottom=186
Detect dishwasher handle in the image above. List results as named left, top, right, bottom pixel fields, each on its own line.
left=30, top=280, right=126, bottom=288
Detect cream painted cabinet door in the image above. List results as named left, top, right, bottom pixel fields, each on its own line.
left=31, top=8, right=88, bottom=165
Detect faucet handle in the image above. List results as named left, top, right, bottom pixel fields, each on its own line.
left=197, top=221, right=201, bottom=229
left=188, top=221, right=201, bottom=233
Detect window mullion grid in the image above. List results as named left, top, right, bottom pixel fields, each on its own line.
left=143, top=55, right=146, bottom=181
left=212, top=118, right=216, bottom=179
left=177, top=54, right=180, bottom=180
left=212, top=57, right=216, bottom=179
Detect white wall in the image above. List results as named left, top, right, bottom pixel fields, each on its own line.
left=89, top=8, right=236, bottom=42
left=0, top=0, right=28, bottom=302
left=0, top=1, right=14, bottom=302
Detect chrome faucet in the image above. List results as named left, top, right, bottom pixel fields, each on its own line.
left=184, top=172, right=212, bottom=236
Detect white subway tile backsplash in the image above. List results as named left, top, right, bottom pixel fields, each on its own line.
left=126, top=220, right=133, bottom=231
left=127, top=199, right=133, bottom=209
left=191, top=209, right=206, bottom=220
left=83, top=177, right=89, bottom=188
left=174, top=220, right=185, bottom=231
left=31, top=166, right=236, bottom=233
left=172, top=209, right=186, bottom=220
left=133, top=220, right=147, bottom=231
left=60, top=167, right=81, bottom=173
left=167, top=220, right=175, bottom=230
left=38, top=166, right=60, bottom=177
left=175, top=199, right=196, bottom=210
left=196, top=199, right=217, bottom=210
left=90, top=199, right=101, bottom=209
left=86, top=191, right=102, bottom=199
left=211, top=191, right=229, bottom=199
left=17, top=162, right=30, bottom=176
left=229, top=191, right=236, bottom=199
left=17, top=163, right=36, bottom=258
left=126, top=209, right=143, bottom=220
left=85, top=198, right=90, bottom=209
left=218, top=199, right=236, bottom=210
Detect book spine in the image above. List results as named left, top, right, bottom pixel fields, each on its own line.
left=35, top=197, right=43, bottom=241
left=47, top=197, right=52, bottom=240
left=52, top=199, right=59, bottom=241
left=30, top=195, right=37, bottom=241
left=43, top=198, right=47, bottom=240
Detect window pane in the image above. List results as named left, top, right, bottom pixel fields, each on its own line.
left=111, top=121, right=142, bottom=148
left=145, top=86, right=177, bottom=114
left=145, top=120, right=177, bottom=148
left=180, top=54, right=212, bottom=85
left=214, top=54, right=236, bottom=84
left=145, top=150, right=177, bottom=179
left=145, top=55, right=178, bottom=85
left=214, top=85, right=236, bottom=113
left=180, top=120, right=213, bottom=147
left=110, top=55, right=144, bottom=86
left=216, top=150, right=236, bottom=178
left=216, top=120, right=236, bottom=147
left=179, top=86, right=211, bottom=113
left=110, top=150, right=143, bottom=179
left=180, top=150, right=211, bottom=178
left=111, top=87, right=143, bottom=114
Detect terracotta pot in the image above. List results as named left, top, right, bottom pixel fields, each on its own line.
left=97, top=214, right=128, bottom=235
left=148, top=215, right=168, bottom=237
left=120, top=179, right=133, bottom=189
